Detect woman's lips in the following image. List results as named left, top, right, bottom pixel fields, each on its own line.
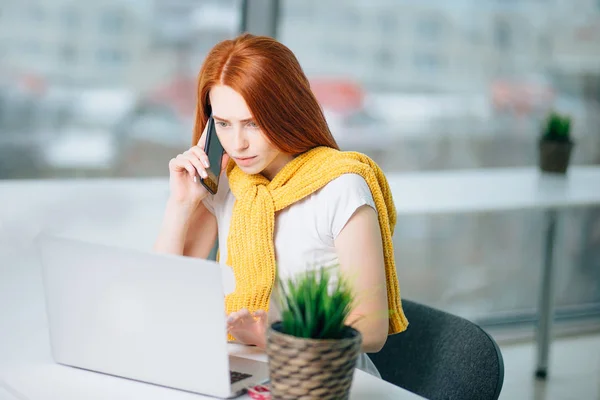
left=234, top=156, right=257, bottom=167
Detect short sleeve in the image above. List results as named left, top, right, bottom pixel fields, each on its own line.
left=320, top=174, right=377, bottom=240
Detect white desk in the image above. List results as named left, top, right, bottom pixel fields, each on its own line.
left=0, top=337, right=415, bottom=400
left=0, top=387, right=18, bottom=400
left=0, top=247, right=421, bottom=400
left=387, top=165, right=600, bottom=379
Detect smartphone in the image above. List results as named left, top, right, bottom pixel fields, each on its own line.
left=199, top=114, right=225, bottom=195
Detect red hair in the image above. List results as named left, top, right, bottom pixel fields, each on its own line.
left=192, top=33, right=339, bottom=152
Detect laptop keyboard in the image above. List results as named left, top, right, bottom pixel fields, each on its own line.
left=230, top=370, right=252, bottom=384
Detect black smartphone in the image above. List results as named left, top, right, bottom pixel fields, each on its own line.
left=199, top=114, right=225, bottom=195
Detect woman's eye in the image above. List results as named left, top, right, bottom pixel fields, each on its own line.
left=216, top=121, right=228, bottom=128
left=247, top=121, right=258, bottom=128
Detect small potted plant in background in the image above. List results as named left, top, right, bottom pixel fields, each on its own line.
left=539, top=110, right=574, bottom=174
left=266, top=267, right=362, bottom=400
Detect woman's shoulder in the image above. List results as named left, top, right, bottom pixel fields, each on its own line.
left=313, top=173, right=377, bottom=239
left=317, top=173, right=372, bottom=201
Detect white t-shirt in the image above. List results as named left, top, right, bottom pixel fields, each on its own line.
left=203, top=171, right=381, bottom=378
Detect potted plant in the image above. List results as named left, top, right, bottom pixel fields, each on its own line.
left=265, top=267, right=362, bottom=400
left=539, top=111, right=574, bottom=174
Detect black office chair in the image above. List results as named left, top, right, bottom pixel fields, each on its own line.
left=368, top=299, right=504, bottom=400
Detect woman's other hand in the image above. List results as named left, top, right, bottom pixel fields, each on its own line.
left=227, top=308, right=268, bottom=349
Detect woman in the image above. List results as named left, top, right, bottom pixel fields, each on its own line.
left=154, top=33, right=408, bottom=377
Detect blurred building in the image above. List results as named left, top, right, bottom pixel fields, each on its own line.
left=0, top=0, right=239, bottom=177
left=280, top=0, right=600, bottom=95
left=0, top=0, right=238, bottom=94
left=549, top=0, right=600, bottom=97
left=1, top=0, right=162, bottom=92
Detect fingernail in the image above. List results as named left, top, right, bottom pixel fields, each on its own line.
left=203, top=160, right=209, bottom=168
left=201, top=171, right=208, bottom=178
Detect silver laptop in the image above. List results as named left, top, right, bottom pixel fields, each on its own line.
left=36, top=234, right=269, bottom=399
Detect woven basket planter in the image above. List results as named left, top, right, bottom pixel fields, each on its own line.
left=265, top=322, right=362, bottom=400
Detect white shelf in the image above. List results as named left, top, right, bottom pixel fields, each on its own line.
left=388, top=166, right=600, bottom=215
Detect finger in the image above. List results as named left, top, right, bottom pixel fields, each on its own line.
left=227, top=311, right=241, bottom=325
left=183, top=153, right=207, bottom=179
left=228, top=319, right=244, bottom=331
left=173, top=155, right=197, bottom=178
left=253, top=310, right=267, bottom=321
left=253, top=310, right=267, bottom=325
left=168, top=158, right=178, bottom=171
left=237, top=309, right=252, bottom=322
left=229, top=309, right=252, bottom=328
left=170, top=156, right=189, bottom=172
left=238, top=308, right=250, bottom=317
left=188, top=146, right=210, bottom=169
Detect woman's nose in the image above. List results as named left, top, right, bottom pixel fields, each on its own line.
left=232, top=127, right=249, bottom=151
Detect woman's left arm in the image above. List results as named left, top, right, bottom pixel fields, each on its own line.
left=334, top=204, right=389, bottom=353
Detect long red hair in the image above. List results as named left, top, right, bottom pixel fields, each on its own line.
left=192, top=33, right=339, bottom=153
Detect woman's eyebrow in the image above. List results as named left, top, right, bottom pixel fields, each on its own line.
left=213, top=116, right=254, bottom=123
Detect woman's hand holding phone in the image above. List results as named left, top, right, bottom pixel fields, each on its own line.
left=168, top=121, right=229, bottom=207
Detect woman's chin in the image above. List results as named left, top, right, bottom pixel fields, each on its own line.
left=235, top=162, right=263, bottom=176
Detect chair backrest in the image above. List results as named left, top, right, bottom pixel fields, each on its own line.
left=368, top=300, right=504, bottom=400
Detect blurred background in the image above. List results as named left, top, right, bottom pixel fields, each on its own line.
left=2, top=0, right=600, bottom=178
left=1, top=1, right=600, bottom=395
left=2, top=0, right=599, bottom=329
left=0, top=0, right=600, bottom=399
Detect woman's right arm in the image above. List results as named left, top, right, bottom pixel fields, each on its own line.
left=154, top=122, right=224, bottom=259
left=183, top=200, right=218, bottom=258
left=153, top=198, right=217, bottom=258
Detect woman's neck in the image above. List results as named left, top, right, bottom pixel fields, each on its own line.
left=261, top=153, right=296, bottom=180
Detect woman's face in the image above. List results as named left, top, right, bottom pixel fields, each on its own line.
left=208, top=85, right=293, bottom=180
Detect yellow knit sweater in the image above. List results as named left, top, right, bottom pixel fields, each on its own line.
left=225, top=146, right=408, bottom=335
